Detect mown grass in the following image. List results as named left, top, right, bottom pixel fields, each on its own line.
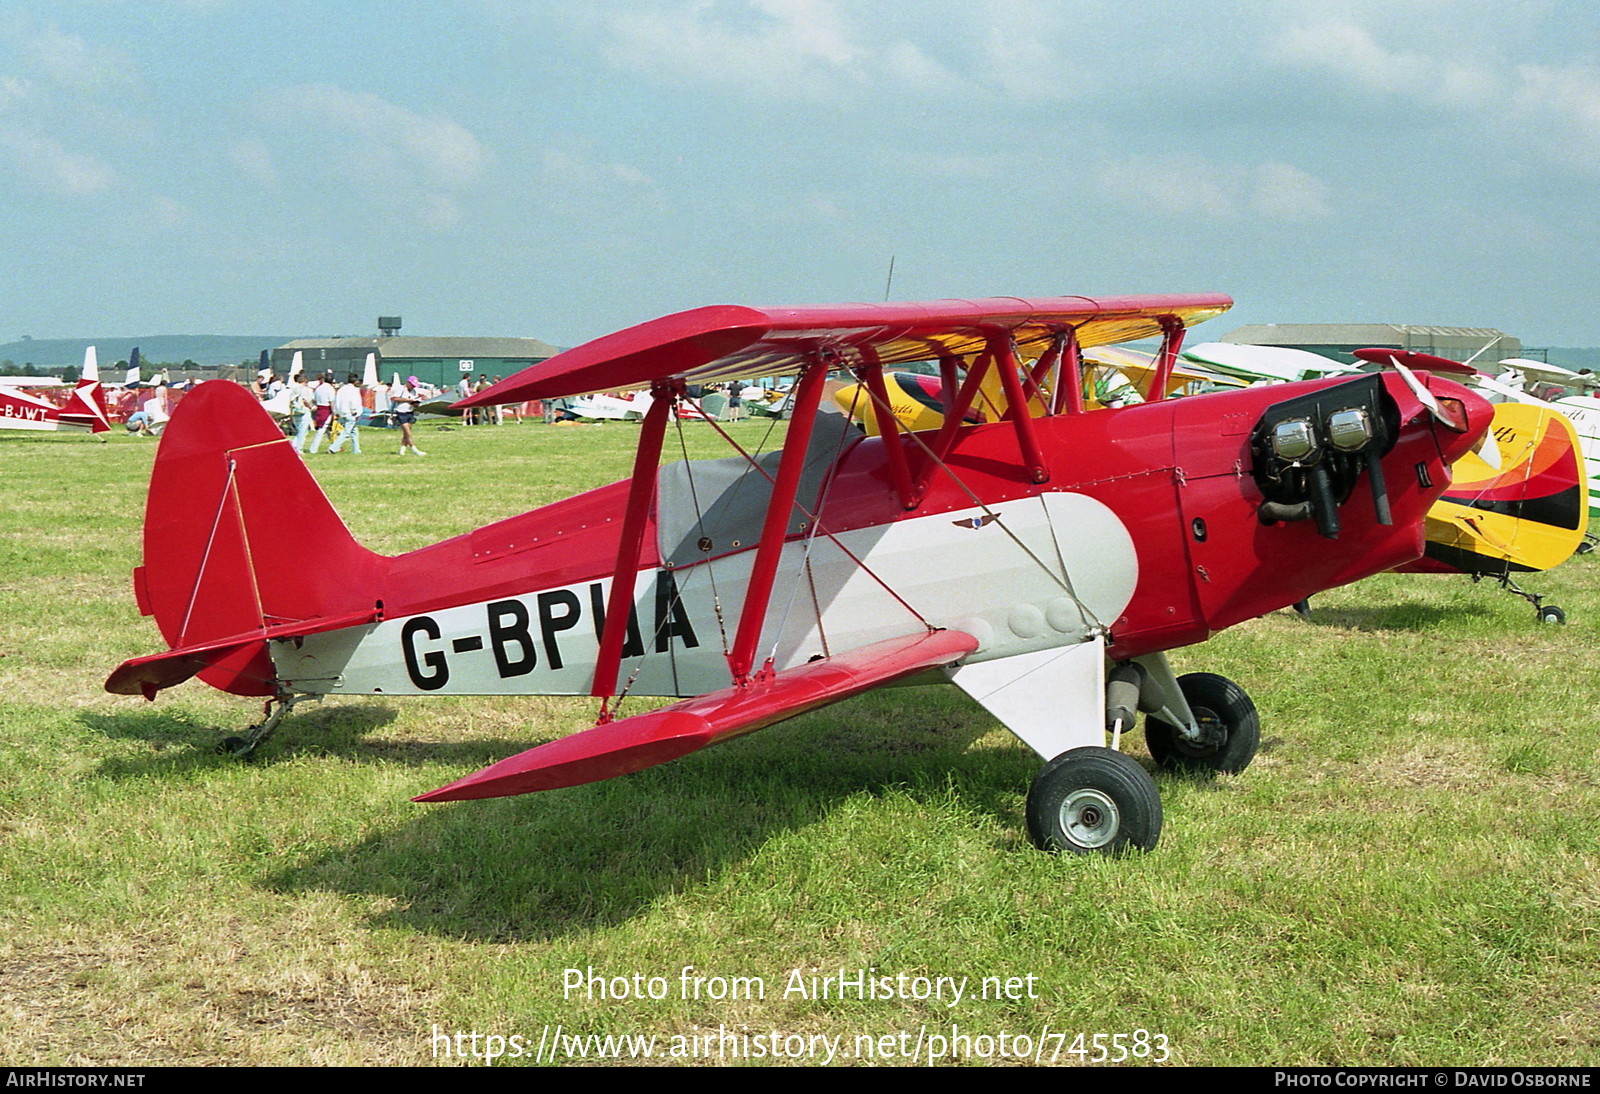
left=0, top=418, right=1596, bottom=1066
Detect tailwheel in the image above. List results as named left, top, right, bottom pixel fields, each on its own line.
left=1501, top=573, right=1567, bottom=625
left=1025, top=747, right=1162, bottom=855
left=216, top=692, right=309, bottom=759
left=1144, top=672, right=1260, bottom=775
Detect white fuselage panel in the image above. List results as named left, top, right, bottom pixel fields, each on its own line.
left=277, top=493, right=1138, bottom=697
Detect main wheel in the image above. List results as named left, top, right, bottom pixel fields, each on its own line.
left=1537, top=604, right=1566, bottom=625
left=1025, top=747, right=1162, bottom=854
left=1144, top=671, right=1260, bottom=775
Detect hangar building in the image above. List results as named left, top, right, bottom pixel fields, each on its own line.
left=1219, top=324, right=1522, bottom=366
left=272, top=321, right=560, bottom=389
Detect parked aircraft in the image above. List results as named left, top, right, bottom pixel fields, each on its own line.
left=0, top=347, right=111, bottom=435
left=106, top=295, right=1492, bottom=854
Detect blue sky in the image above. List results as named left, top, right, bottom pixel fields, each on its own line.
left=3, top=1, right=1599, bottom=348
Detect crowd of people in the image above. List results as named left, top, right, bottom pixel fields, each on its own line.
left=90, top=363, right=798, bottom=453
left=247, top=369, right=521, bottom=458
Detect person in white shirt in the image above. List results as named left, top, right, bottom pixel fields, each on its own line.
left=308, top=372, right=338, bottom=453
left=392, top=379, right=425, bottom=456
left=326, top=374, right=365, bottom=455
left=287, top=374, right=315, bottom=453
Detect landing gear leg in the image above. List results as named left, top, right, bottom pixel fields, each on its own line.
left=217, top=690, right=310, bottom=757
left=1144, top=672, right=1261, bottom=775
left=1499, top=573, right=1566, bottom=625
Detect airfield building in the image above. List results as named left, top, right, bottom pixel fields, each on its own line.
left=1220, top=324, right=1523, bottom=366
left=272, top=335, right=561, bottom=389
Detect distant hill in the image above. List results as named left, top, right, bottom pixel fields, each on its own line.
left=0, top=336, right=295, bottom=370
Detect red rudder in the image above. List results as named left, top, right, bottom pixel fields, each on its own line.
left=130, top=380, right=383, bottom=696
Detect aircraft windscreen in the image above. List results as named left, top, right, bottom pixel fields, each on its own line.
left=655, top=404, right=858, bottom=568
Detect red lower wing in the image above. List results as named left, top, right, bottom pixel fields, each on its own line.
left=415, top=629, right=980, bottom=802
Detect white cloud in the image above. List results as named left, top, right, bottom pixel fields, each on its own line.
left=272, top=84, right=491, bottom=189
left=148, top=195, right=187, bottom=228
left=603, top=0, right=858, bottom=100
left=1251, top=162, right=1332, bottom=222
left=600, top=0, right=977, bottom=101
left=0, top=126, right=115, bottom=194
left=977, top=19, right=1078, bottom=102
left=1511, top=63, right=1600, bottom=169
left=228, top=138, right=277, bottom=187
left=26, top=25, right=134, bottom=92
left=1270, top=19, right=1496, bottom=109
left=420, top=192, right=463, bottom=230
left=1099, top=159, right=1235, bottom=219
left=539, top=148, right=654, bottom=188
left=1269, top=14, right=1600, bottom=173
left=0, top=24, right=133, bottom=198
left=0, top=75, right=29, bottom=112
left=1099, top=158, right=1333, bottom=222
left=259, top=84, right=493, bottom=229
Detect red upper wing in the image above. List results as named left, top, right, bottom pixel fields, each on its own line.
left=460, top=294, right=1233, bottom=404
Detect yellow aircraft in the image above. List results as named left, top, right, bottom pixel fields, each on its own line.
left=831, top=346, right=1238, bottom=435
left=1401, top=401, right=1587, bottom=622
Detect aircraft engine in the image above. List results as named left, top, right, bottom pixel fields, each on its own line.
left=1250, top=375, right=1400, bottom=539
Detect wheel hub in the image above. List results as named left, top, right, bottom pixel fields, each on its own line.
left=1059, top=788, right=1121, bottom=849
left=1178, top=706, right=1227, bottom=752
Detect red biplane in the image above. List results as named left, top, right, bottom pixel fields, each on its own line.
left=106, top=295, right=1492, bottom=853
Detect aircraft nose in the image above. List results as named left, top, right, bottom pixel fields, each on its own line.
left=1428, top=376, right=1494, bottom=465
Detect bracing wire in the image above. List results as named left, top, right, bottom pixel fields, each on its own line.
left=851, top=360, right=1107, bottom=634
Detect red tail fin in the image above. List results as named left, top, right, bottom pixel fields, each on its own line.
left=128, top=381, right=383, bottom=696
left=58, top=379, right=110, bottom=433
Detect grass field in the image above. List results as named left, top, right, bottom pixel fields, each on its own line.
left=1, top=416, right=1597, bottom=1067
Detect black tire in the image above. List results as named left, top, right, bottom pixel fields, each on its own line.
left=1144, top=671, right=1260, bottom=775
left=1025, top=747, right=1162, bottom=854
left=216, top=736, right=248, bottom=756
left=1537, top=605, right=1566, bottom=625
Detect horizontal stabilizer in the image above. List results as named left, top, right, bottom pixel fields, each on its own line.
left=415, top=629, right=979, bottom=802
left=106, top=607, right=382, bottom=699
